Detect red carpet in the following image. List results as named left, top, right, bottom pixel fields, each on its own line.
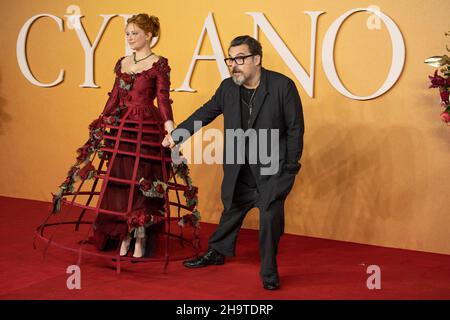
left=0, top=196, right=449, bottom=300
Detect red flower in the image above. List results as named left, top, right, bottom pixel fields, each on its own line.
left=89, top=118, right=102, bottom=131
left=440, top=89, right=449, bottom=103
left=155, top=183, right=165, bottom=194
left=127, top=211, right=150, bottom=228
left=185, top=186, right=198, bottom=200
left=137, top=213, right=148, bottom=226
left=91, top=130, right=103, bottom=141
left=139, top=179, right=151, bottom=192
left=175, top=163, right=189, bottom=178
left=440, top=111, right=450, bottom=123
left=429, top=70, right=446, bottom=88
left=121, top=73, right=133, bottom=84
left=76, top=145, right=91, bottom=162
left=77, top=141, right=92, bottom=153
left=78, top=162, right=95, bottom=180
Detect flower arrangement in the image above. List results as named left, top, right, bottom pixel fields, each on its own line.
left=51, top=115, right=109, bottom=213
left=51, top=98, right=125, bottom=213
left=425, top=31, right=450, bottom=124
left=137, top=158, right=201, bottom=231
left=138, top=178, right=168, bottom=198
left=173, top=161, right=201, bottom=229
left=127, top=211, right=152, bottom=232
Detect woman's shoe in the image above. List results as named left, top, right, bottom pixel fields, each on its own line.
left=119, top=234, right=132, bottom=256
left=132, top=236, right=146, bottom=258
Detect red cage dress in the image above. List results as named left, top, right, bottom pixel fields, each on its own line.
left=48, top=56, right=201, bottom=260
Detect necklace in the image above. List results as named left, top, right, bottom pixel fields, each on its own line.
left=241, top=85, right=258, bottom=116
left=133, top=51, right=154, bottom=64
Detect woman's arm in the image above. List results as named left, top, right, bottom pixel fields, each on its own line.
left=154, top=57, right=175, bottom=131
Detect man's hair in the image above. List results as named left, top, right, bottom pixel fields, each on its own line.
left=229, top=35, right=263, bottom=65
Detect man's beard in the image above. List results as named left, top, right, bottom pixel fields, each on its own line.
left=231, top=70, right=246, bottom=86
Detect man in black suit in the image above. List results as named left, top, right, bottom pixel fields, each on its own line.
left=162, top=35, right=304, bottom=290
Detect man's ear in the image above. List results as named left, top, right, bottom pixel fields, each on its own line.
left=254, top=55, right=262, bottom=66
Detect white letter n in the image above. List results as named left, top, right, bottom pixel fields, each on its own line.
left=246, top=11, right=324, bottom=98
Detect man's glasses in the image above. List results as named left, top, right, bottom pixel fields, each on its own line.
left=224, top=54, right=255, bottom=66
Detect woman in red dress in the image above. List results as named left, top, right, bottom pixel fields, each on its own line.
left=51, top=14, right=199, bottom=259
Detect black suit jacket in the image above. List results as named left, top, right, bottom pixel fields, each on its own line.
left=172, top=67, right=304, bottom=211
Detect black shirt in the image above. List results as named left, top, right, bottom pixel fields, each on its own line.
left=239, top=86, right=257, bottom=172
left=240, top=85, right=256, bottom=130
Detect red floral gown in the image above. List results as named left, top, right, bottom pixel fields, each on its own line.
left=52, top=56, right=186, bottom=256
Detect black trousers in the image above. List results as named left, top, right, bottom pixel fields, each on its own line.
left=208, top=164, right=285, bottom=282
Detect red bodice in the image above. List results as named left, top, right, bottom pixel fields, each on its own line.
left=102, top=56, right=174, bottom=123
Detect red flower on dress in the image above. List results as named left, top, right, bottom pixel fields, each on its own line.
left=78, top=162, right=95, bottom=180
left=76, top=144, right=91, bottom=162
left=127, top=211, right=151, bottom=229
left=119, top=72, right=136, bottom=91
left=139, top=178, right=151, bottom=192
left=89, top=118, right=102, bottom=131
left=121, top=73, right=133, bottom=84
left=155, top=184, right=165, bottom=194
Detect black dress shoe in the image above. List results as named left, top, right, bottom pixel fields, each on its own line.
left=183, top=248, right=225, bottom=268
left=263, top=280, right=280, bottom=290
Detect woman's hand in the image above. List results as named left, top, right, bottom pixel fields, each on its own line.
left=162, top=120, right=176, bottom=148
left=162, top=134, right=175, bottom=148
left=164, top=120, right=175, bottom=134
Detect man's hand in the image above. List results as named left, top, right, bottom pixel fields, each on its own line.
left=162, top=133, right=175, bottom=148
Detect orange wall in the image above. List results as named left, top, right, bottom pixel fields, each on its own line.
left=1, top=0, right=449, bottom=254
